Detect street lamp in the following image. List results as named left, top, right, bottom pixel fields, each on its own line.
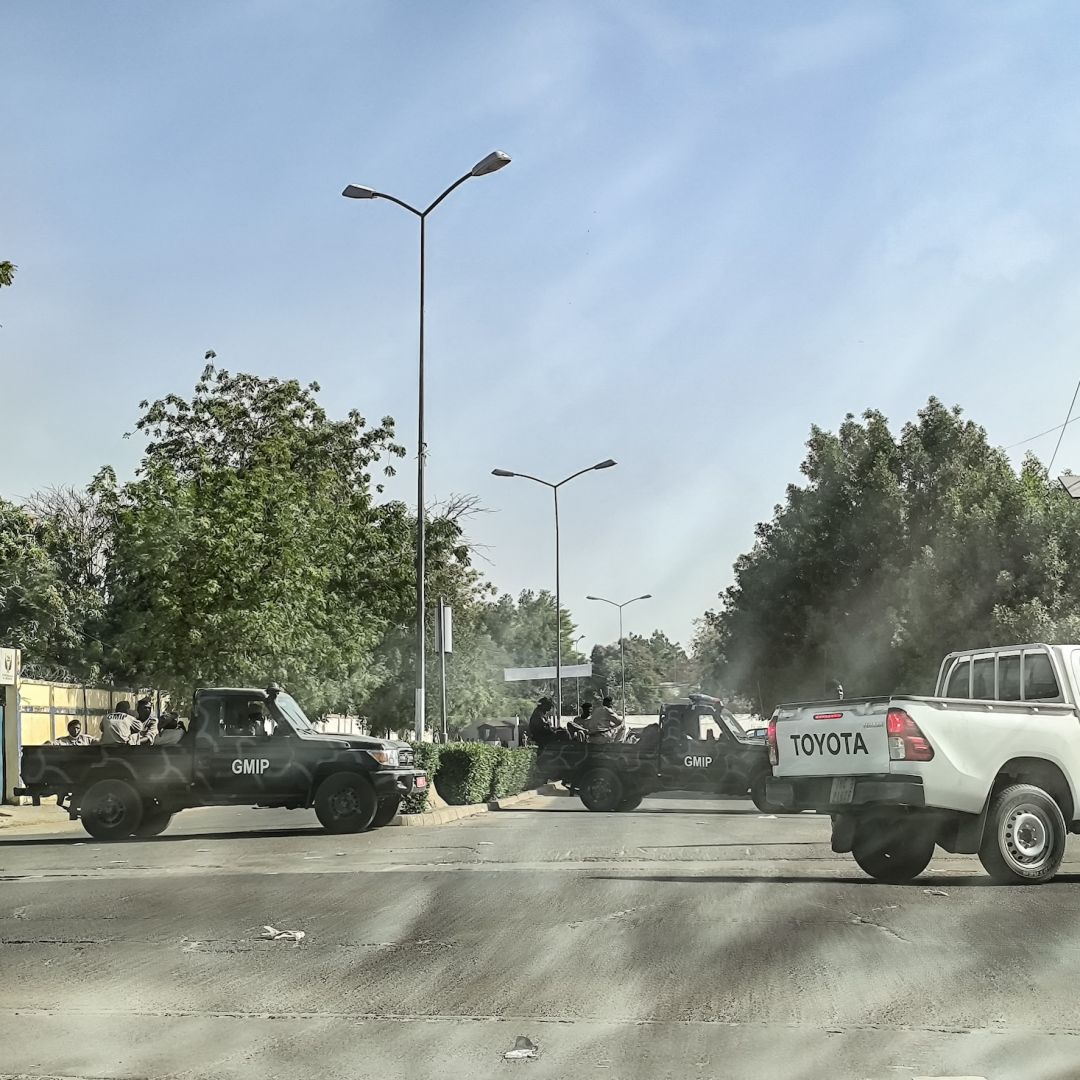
left=585, top=593, right=652, bottom=717
left=1060, top=472, right=1080, bottom=499
left=343, top=150, right=510, bottom=740
left=492, top=460, right=617, bottom=719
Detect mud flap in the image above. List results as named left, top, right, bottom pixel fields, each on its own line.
left=831, top=813, right=856, bottom=853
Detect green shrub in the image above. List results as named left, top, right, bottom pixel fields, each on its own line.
left=434, top=744, right=499, bottom=805
left=399, top=742, right=444, bottom=815
left=398, top=742, right=541, bottom=813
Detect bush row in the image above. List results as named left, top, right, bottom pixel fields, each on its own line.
left=398, top=742, right=543, bottom=814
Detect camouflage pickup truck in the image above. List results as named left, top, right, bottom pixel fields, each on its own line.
left=537, top=694, right=775, bottom=812
left=16, top=685, right=426, bottom=840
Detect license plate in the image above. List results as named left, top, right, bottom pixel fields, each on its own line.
left=830, top=777, right=855, bottom=803
left=415, top=775, right=427, bottom=789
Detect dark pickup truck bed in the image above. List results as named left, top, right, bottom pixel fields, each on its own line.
left=17, top=685, right=425, bottom=840
left=536, top=695, right=774, bottom=812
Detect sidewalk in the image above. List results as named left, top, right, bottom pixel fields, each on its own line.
left=0, top=802, right=78, bottom=831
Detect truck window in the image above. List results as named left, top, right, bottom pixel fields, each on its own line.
left=945, top=658, right=970, bottom=698
left=998, top=653, right=1022, bottom=701
left=1023, top=651, right=1062, bottom=701
left=972, top=657, right=995, bottom=700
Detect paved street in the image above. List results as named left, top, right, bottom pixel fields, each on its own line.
left=3, top=793, right=1080, bottom=1080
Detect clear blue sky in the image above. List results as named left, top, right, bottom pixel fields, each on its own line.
left=4, top=1, right=1080, bottom=651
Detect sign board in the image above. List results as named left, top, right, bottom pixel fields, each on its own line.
left=438, top=604, right=453, bottom=654
left=503, top=663, right=592, bottom=683
left=0, top=647, right=17, bottom=686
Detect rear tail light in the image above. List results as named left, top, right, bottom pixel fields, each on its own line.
left=886, top=707, right=934, bottom=761
left=767, top=716, right=778, bottom=766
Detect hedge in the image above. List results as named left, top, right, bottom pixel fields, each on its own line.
left=399, top=742, right=541, bottom=814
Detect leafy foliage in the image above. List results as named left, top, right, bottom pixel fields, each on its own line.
left=0, top=261, right=14, bottom=288
left=698, top=398, right=1080, bottom=712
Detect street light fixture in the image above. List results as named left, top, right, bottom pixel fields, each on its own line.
left=585, top=593, right=653, bottom=717
left=492, top=460, right=617, bottom=719
left=342, top=151, right=511, bottom=741
left=1060, top=472, right=1080, bottom=499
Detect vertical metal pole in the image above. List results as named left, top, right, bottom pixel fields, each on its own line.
left=415, top=214, right=427, bottom=741
left=554, top=484, right=562, bottom=722
left=619, top=605, right=626, bottom=717
left=438, top=599, right=448, bottom=743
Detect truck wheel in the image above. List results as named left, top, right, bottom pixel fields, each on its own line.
left=978, top=783, right=1066, bottom=884
left=578, top=768, right=624, bottom=812
left=313, top=772, right=378, bottom=833
left=370, top=797, right=401, bottom=829
left=750, top=771, right=784, bottom=814
left=616, top=793, right=643, bottom=812
left=80, top=779, right=143, bottom=841
left=134, top=809, right=174, bottom=837
left=851, top=817, right=935, bottom=883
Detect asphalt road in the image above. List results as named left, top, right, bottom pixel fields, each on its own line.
left=3, top=793, right=1080, bottom=1080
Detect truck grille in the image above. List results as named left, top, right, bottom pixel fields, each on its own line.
left=398, top=749, right=414, bottom=768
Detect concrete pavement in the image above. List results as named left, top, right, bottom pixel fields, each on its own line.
left=2, top=793, right=1079, bottom=1079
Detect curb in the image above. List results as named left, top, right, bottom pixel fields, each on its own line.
left=391, top=783, right=571, bottom=827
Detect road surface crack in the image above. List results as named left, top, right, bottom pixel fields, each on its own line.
left=847, top=911, right=909, bottom=942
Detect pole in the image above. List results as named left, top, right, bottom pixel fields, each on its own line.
left=554, top=485, right=562, bottom=721
left=438, top=598, right=448, bottom=743
left=415, top=214, right=427, bottom=741
left=619, top=605, right=626, bottom=717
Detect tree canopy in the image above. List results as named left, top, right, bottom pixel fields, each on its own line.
left=697, top=397, right=1080, bottom=712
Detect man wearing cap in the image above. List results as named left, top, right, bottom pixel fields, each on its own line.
left=100, top=701, right=137, bottom=745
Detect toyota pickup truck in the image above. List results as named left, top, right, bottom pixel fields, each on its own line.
left=15, top=684, right=426, bottom=840
left=765, top=643, right=1080, bottom=884
left=538, top=693, right=773, bottom=812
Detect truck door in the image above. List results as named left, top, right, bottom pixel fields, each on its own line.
left=193, top=694, right=307, bottom=801
left=659, top=706, right=724, bottom=791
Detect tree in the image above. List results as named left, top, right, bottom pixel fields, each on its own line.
left=0, top=261, right=14, bottom=288
left=99, top=363, right=415, bottom=711
left=700, top=398, right=1080, bottom=712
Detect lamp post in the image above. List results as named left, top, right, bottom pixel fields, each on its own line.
left=585, top=593, right=652, bottom=717
left=343, top=151, right=510, bottom=740
left=573, top=634, right=587, bottom=711
left=492, top=460, right=617, bottom=719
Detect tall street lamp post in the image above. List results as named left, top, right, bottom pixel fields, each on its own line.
left=585, top=593, right=653, bottom=716
left=492, top=460, right=617, bottom=719
left=343, top=151, right=510, bottom=740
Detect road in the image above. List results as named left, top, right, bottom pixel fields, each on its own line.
left=2, top=793, right=1080, bottom=1080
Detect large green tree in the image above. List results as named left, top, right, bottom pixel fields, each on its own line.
left=700, top=398, right=1080, bottom=711
left=98, top=363, right=419, bottom=711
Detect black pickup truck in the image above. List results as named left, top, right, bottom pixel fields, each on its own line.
left=536, top=694, right=776, bottom=812
left=16, top=685, right=426, bottom=840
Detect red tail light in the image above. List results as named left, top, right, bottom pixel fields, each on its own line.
left=767, top=716, right=778, bottom=766
left=886, top=707, right=934, bottom=762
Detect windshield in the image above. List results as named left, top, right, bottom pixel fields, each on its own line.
left=720, top=708, right=747, bottom=735
left=273, top=692, right=316, bottom=734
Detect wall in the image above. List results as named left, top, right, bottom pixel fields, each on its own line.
left=3, top=677, right=144, bottom=803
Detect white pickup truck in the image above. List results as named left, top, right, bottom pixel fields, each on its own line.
left=765, top=642, right=1080, bottom=884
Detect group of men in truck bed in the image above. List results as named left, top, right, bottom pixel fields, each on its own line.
left=50, top=698, right=186, bottom=748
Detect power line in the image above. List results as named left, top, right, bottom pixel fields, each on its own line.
left=1004, top=413, right=1080, bottom=451
left=1047, top=376, right=1080, bottom=477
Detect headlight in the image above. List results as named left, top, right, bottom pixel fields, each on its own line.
left=366, top=747, right=399, bottom=767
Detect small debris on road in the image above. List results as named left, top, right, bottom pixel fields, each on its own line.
left=478, top=842, right=494, bottom=846
left=504, top=1036, right=538, bottom=1060
left=260, top=925, right=305, bottom=943
left=923, top=888, right=949, bottom=897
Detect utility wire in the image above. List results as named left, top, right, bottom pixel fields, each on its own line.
left=1047, top=376, right=1080, bottom=477
left=1004, top=410, right=1080, bottom=451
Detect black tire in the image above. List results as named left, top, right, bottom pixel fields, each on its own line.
left=578, top=768, right=624, bottom=812
left=749, top=771, right=785, bottom=814
left=370, top=797, right=401, bottom=829
left=851, top=816, right=935, bottom=883
left=616, top=793, right=643, bottom=812
left=978, top=783, right=1067, bottom=885
left=133, top=808, right=174, bottom=837
left=80, top=779, right=144, bottom=841
left=313, top=772, right=378, bottom=833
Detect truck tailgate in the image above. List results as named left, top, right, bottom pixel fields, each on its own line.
left=773, top=703, right=890, bottom=776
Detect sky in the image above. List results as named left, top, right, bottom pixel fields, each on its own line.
left=4, top=0, right=1080, bottom=652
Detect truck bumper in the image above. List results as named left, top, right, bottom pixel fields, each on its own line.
left=766, top=774, right=925, bottom=811
left=371, top=769, right=427, bottom=799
